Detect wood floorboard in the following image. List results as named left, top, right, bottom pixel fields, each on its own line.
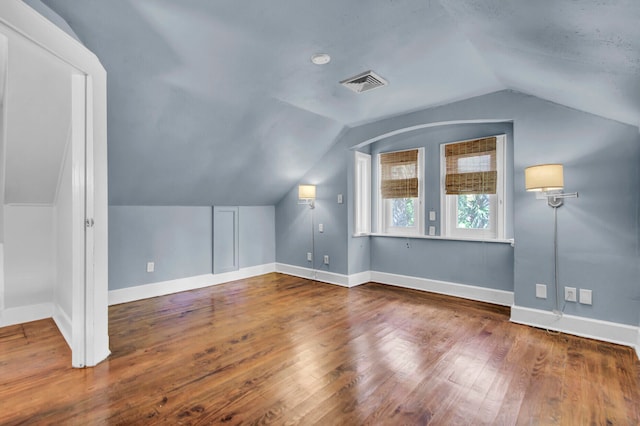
left=0, top=272, right=638, bottom=425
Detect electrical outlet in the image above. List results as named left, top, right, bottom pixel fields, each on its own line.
left=318, top=223, right=324, bottom=233
left=428, top=226, right=436, bottom=236
left=146, top=262, right=155, bottom=273
left=579, top=289, right=592, bottom=305
left=323, top=255, right=329, bottom=265
left=337, top=194, right=343, bottom=204
left=307, top=252, right=312, bottom=262
left=535, top=283, right=547, bottom=299
left=429, top=211, right=436, bottom=221
left=564, top=286, right=577, bottom=302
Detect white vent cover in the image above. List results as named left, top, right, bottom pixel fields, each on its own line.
left=340, top=70, right=388, bottom=93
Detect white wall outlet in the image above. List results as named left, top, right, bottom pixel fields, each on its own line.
left=318, top=223, right=324, bottom=233
left=428, top=226, right=436, bottom=236
left=535, top=283, right=547, bottom=299
left=307, top=252, right=312, bottom=262
left=564, top=286, right=577, bottom=302
left=146, top=261, right=155, bottom=273
left=323, top=255, right=329, bottom=265
left=579, top=289, right=592, bottom=305
left=337, top=194, right=343, bottom=204
left=429, top=211, right=436, bottom=221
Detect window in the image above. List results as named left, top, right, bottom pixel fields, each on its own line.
left=354, top=151, right=371, bottom=235
left=377, top=148, right=424, bottom=235
left=441, top=135, right=505, bottom=240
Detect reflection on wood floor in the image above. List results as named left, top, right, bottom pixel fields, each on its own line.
left=1, top=272, right=638, bottom=425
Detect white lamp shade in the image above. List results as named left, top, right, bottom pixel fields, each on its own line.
left=525, top=164, right=564, bottom=192
left=298, top=184, right=316, bottom=200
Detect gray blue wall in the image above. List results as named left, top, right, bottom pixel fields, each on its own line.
left=367, top=122, right=515, bottom=291
left=239, top=206, right=276, bottom=268
left=109, top=206, right=213, bottom=289
left=276, top=89, right=640, bottom=326
left=371, top=238, right=514, bottom=291
left=109, top=205, right=275, bottom=290
left=276, top=137, right=349, bottom=275
left=369, top=122, right=514, bottom=237
left=343, top=90, right=640, bottom=326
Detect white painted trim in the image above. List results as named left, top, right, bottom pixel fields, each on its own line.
left=348, top=270, right=371, bottom=287
left=351, top=119, right=513, bottom=149
left=0, top=302, right=53, bottom=327
left=108, top=263, right=276, bottom=306
left=0, top=0, right=110, bottom=368
left=353, top=151, right=371, bottom=235
left=367, top=232, right=514, bottom=245
left=510, top=305, right=640, bottom=355
left=370, top=271, right=514, bottom=306
left=636, top=328, right=640, bottom=360
left=441, top=134, right=506, bottom=241
left=70, top=73, right=86, bottom=368
left=275, top=263, right=359, bottom=288
left=0, top=244, right=4, bottom=314
left=52, top=304, right=72, bottom=349
left=3, top=203, right=54, bottom=207
left=275, top=265, right=512, bottom=306
left=377, top=147, right=425, bottom=236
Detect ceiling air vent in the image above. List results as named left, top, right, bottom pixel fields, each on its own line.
left=340, top=70, right=388, bottom=93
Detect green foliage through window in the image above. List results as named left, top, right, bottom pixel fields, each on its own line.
left=457, top=194, right=490, bottom=229
left=391, top=198, right=415, bottom=227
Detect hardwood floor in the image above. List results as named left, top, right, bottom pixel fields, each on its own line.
left=1, top=273, right=638, bottom=425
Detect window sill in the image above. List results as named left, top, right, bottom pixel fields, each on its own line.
left=355, top=232, right=515, bottom=246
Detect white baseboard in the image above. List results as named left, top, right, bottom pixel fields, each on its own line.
left=370, top=271, right=514, bottom=306
left=274, top=264, right=513, bottom=308
left=0, top=302, right=54, bottom=327
left=511, top=305, right=640, bottom=355
left=52, top=304, right=72, bottom=349
left=275, top=263, right=357, bottom=287
left=108, top=263, right=276, bottom=305
left=348, top=270, right=371, bottom=287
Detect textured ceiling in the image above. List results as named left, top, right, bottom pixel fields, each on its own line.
left=39, top=0, right=640, bottom=206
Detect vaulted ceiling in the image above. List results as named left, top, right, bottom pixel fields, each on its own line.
left=39, top=0, right=640, bottom=206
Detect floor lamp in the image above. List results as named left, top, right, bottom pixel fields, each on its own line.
left=298, top=185, right=316, bottom=279
left=525, top=164, right=578, bottom=315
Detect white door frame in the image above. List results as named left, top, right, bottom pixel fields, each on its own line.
left=0, top=0, right=109, bottom=367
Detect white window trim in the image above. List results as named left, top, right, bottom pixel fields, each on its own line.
left=354, top=151, right=371, bottom=235
left=440, top=135, right=506, bottom=240
left=377, top=147, right=425, bottom=236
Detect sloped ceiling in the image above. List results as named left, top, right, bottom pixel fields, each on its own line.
left=4, top=31, right=73, bottom=205
left=39, top=0, right=640, bottom=206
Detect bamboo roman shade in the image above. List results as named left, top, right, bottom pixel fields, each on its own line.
left=380, top=149, right=419, bottom=199
left=445, top=137, right=497, bottom=195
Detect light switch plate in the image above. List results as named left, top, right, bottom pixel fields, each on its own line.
left=323, top=255, right=329, bottom=265
left=307, top=252, right=312, bottom=261
left=579, top=289, right=592, bottom=305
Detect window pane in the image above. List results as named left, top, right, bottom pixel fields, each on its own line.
left=457, top=194, right=490, bottom=229
left=389, top=164, right=416, bottom=179
left=391, top=198, right=415, bottom=227
left=457, top=154, right=491, bottom=172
